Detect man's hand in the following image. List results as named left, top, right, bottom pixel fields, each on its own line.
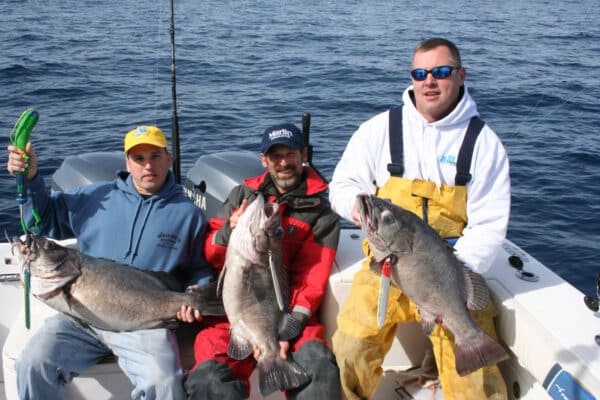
left=229, top=199, right=249, bottom=229
left=7, top=142, right=38, bottom=180
left=278, top=340, right=290, bottom=360
left=177, top=299, right=203, bottom=324
left=252, top=341, right=290, bottom=361
left=177, top=285, right=207, bottom=323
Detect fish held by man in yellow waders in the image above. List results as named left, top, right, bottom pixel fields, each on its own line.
left=356, top=194, right=509, bottom=376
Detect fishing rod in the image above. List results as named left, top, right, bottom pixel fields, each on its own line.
left=302, top=112, right=328, bottom=183
left=169, top=0, right=181, bottom=183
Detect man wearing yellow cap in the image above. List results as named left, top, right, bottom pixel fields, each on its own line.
left=6, top=126, right=213, bottom=400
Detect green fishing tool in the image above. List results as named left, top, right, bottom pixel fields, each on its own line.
left=23, top=262, right=30, bottom=330
left=9, top=108, right=39, bottom=330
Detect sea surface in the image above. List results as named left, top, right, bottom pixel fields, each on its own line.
left=0, top=1, right=599, bottom=296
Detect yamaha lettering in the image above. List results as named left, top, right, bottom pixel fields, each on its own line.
left=183, top=180, right=207, bottom=211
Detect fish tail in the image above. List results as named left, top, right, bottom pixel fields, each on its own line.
left=189, top=282, right=226, bottom=316
left=257, top=355, right=311, bottom=396
left=455, top=332, right=509, bottom=376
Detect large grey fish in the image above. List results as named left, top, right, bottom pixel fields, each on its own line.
left=218, top=194, right=310, bottom=396
left=356, top=194, right=509, bottom=376
left=11, top=235, right=224, bottom=331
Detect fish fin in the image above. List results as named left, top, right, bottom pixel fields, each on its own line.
left=462, top=265, right=489, bottom=311
left=278, top=312, right=306, bottom=341
left=257, top=355, right=311, bottom=396
left=227, top=322, right=253, bottom=360
left=418, top=308, right=438, bottom=335
left=419, top=317, right=436, bottom=336
left=188, top=281, right=225, bottom=316
left=455, top=331, right=509, bottom=376
left=227, top=338, right=253, bottom=361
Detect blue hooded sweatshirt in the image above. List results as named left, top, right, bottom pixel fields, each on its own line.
left=23, top=169, right=213, bottom=287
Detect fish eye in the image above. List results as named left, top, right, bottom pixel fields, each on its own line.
left=271, top=227, right=284, bottom=239
left=381, top=211, right=395, bottom=224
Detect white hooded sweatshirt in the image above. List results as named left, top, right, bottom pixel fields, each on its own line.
left=329, top=84, right=511, bottom=273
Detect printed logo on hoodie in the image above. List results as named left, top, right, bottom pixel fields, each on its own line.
left=158, top=232, right=181, bottom=250
left=440, top=154, right=457, bottom=166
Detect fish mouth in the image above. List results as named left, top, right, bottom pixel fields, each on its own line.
left=10, top=234, right=34, bottom=260
left=357, top=194, right=377, bottom=233
left=263, top=202, right=283, bottom=239
left=9, top=234, right=39, bottom=281
left=12, top=235, right=69, bottom=278
left=357, top=195, right=398, bottom=258
left=264, top=202, right=277, bottom=219
left=249, top=200, right=283, bottom=256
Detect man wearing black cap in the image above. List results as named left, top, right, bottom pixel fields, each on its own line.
left=183, top=123, right=341, bottom=399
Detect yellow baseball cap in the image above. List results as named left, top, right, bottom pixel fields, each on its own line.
left=124, top=126, right=168, bottom=153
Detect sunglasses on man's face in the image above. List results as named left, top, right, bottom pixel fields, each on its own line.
left=410, top=65, right=458, bottom=81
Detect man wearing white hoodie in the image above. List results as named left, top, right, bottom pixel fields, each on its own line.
left=329, top=38, right=510, bottom=400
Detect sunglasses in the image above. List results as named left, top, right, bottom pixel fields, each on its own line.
left=410, top=65, right=458, bottom=81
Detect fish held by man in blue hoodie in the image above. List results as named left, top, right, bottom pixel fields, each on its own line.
left=11, top=234, right=224, bottom=331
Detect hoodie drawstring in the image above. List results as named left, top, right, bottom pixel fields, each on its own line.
left=124, top=200, right=143, bottom=258
left=129, top=201, right=154, bottom=260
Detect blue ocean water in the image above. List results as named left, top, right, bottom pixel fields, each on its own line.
left=0, top=1, right=599, bottom=295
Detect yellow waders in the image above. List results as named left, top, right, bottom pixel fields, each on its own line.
left=332, top=176, right=507, bottom=400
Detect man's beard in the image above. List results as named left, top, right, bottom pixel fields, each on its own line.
left=270, top=168, right=301, bottom=191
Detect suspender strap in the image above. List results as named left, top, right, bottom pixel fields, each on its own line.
left=387, top=107, right=404, bottom=177
left=455, top=117, right=485, bottom=186
left=387, top=108, right=485, bottom=186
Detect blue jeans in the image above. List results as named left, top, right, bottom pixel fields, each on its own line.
left=15, top=314, right=185, bottom=400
